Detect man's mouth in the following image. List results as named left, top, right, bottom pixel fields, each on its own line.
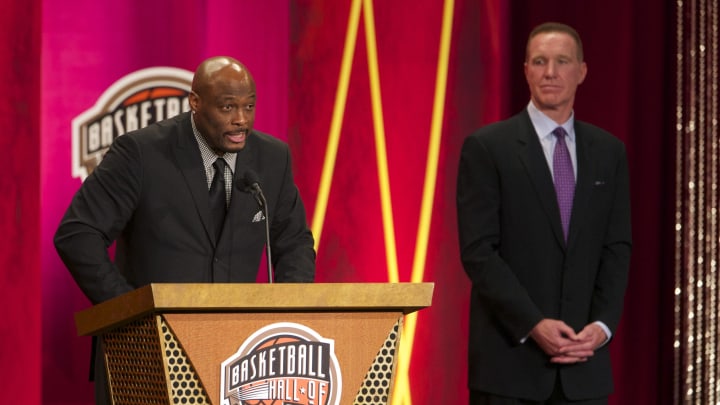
left=226, top=129, right=247, bottom=143
left=541, top=84, right=562, bottom=92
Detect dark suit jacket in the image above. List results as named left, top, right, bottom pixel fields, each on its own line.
left=55, top=112, right=315, bottom=305
left=456, top=110, right=631, bottom=401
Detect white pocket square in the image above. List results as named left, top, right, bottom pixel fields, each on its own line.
left=252, top=210, right=266, bottom=223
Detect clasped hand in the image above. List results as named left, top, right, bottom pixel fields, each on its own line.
left=529, top=319, right=607, bottom=364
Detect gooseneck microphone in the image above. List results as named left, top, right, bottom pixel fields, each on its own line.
left=243, top=170, right=273, bottom=283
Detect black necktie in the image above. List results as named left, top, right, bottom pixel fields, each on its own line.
left=209, top=158, right=227, bottom=240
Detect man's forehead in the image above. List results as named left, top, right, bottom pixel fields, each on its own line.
left=210, top=89, right=256, bottom=101
left=208, top=75, right=255, bottom=91
left=217, top=92, right=256, bottom=99
left=527, top=34, right=577, bottom=55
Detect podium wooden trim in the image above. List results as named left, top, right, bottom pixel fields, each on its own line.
left=75, top=282, right=433, bottom=405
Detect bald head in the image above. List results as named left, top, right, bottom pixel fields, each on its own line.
left=191, top=56, right=255, bottom=97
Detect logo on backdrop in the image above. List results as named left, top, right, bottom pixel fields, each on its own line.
left=220, top=322, right=342, bottom=405
left=71, top=67, right=193, bottom=180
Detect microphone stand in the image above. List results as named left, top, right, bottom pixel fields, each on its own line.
left=243, top=171, right=273, bottom=283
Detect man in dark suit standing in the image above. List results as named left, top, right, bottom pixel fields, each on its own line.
left=456, top=22, right=631, bottom=404
left=54, top=56, right=315, bottom=404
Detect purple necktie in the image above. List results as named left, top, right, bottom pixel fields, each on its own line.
left=552, top=127, right=575, bottom=241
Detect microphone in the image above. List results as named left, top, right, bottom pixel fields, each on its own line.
left=243, top=170, right=273, bottom=283
left=243, top=170, right=264, bottom=208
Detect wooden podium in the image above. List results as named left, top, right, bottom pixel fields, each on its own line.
left=75, top=283, right=433, bottom=405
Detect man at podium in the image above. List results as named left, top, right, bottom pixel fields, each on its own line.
left=54, top=56, right=316, bottom=404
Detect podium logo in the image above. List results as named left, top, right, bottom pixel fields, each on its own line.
left=71, top=67, right=193, bottom=180
left=221, top=322, right=342, bottom=405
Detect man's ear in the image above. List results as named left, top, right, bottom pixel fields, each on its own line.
left=188, top=91, right=200, bottom=112
left=578, top=62, right=588, bottom=85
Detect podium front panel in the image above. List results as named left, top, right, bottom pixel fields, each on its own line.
left=102, top=311, right=405, bottom=405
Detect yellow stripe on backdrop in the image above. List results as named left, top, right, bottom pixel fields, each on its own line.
left=309, top=0, right=455, bottom=403
left=391, top=1, right=455, bottom=404
left=361, top=0, right=401, bottom=284
left=310, top=0, right=362, bottom=252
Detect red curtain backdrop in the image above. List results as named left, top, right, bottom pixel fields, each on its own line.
left=0, top=0, right=674, bottom=403
left=290, top=1, right=674, bottom=404
left=290, top=0, right=508, bottom=402
left=0, top=0, right=41, bottom=403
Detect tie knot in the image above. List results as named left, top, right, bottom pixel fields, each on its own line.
left=552, top=127, right=567, bottom=139
left=213, top=157, right=226, bottom=173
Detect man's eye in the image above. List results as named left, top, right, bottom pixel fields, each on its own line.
left=245, top=104, right=255, bottom=111
left=222, top=105, right=233, bottom=111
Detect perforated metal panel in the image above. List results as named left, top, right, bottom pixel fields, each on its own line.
left=103, top=316, right=211, bottom=405
left=353, top=321, right=401, bottom=405
left=160, top=317, right=210, bottom=404
left=104, top=316, right=169, bottom=404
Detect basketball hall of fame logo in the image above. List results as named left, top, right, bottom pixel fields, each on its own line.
left=71, top=66, right=193, bottom=181
left=221, top=322, right=342, bottom=405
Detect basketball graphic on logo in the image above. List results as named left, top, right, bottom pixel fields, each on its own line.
left=121, top=87, right=187, bottom=108
left=221, top=323, right=342, bottom=405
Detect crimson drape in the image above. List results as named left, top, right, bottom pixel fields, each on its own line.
left=0, top=0, right=41, bottom=403
left=290, top=1, right=673, bottom=404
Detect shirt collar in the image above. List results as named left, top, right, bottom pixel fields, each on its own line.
left=527, top=100, right=575, bottom=142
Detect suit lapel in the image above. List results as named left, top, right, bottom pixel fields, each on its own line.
left=171, top=114, right=217, bottom=244
left=229, top=133, right=260, bottom=229
left=514, top=113, right=567, bottom=248
left=566, top=124, right=594, bottom=248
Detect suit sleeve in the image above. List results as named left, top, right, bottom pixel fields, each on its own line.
left=590, top=143, right=632, bottom=333
left=268, top=145, right=316, bottom=282
left=456, top=134, right=544, bottom=343
left=54, top=135, right=142, bottom=304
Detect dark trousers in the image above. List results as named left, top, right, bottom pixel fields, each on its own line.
left=470, top=378, right=608, bottom=405
left=92, top=337, right=111, bottom=405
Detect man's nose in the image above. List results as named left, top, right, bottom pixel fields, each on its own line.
left=232, top=109, right=248, bottom=125
left=544, top=62, right=558, bottom=77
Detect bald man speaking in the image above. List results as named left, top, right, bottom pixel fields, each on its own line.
left=54, top=56, right=316, bottom=404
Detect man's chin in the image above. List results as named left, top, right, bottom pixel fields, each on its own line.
left=224, top=143, right=246, bottom=152
left=534, top=97, right=566, bottom=111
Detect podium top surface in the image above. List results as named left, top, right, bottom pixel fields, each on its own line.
left=75, top=282, right=434, bottom=336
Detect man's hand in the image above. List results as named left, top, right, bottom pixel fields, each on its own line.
left=529, top=319, right=605, bottom=364
left=549, top=322, right=607, bottom=363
